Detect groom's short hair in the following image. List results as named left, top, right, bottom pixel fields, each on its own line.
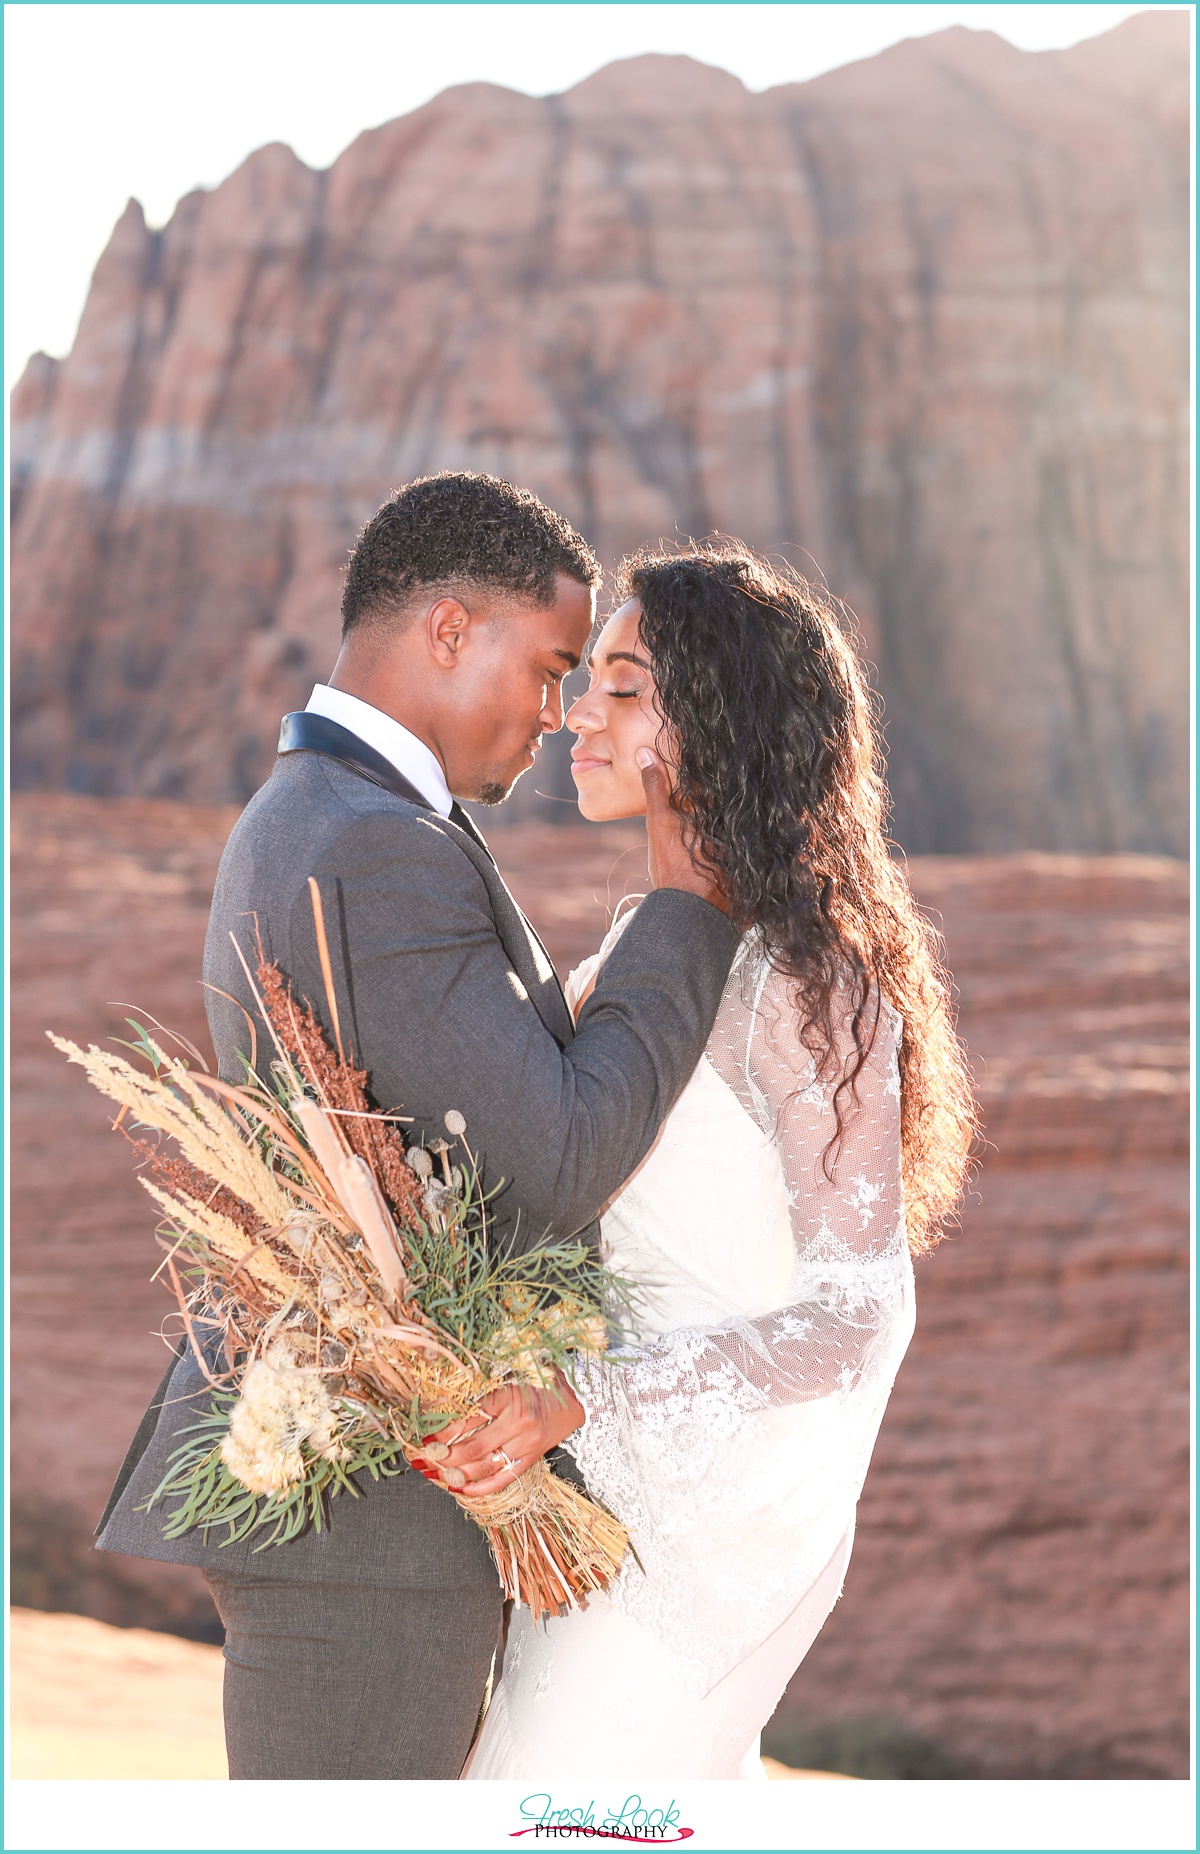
left=341, top=472, right=600, bottom=637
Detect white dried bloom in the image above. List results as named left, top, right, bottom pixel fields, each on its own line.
left=443, top=1110, right=466, bottom=1137
left=408, top=1146, right=434, bottom=1178
left=537, top=1300, right=609, bottom=1356
left=574, top=1316, right=609, bottom=1355
left=490, top=1319, right=550, bottom=1383
left=423, top=1180, right=454, bottom=1221
left=491, top=1320, right=521, bottom=1355
left=221, top=1340, right=346, bottom=1497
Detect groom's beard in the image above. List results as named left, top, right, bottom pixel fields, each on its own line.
left=476, top=762, right=527, bottom=805
left=475, top=739, right=543, bottom=806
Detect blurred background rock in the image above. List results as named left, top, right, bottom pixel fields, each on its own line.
left=8, top=8, right=1189, bottom=1781
left=11, top=10, right=1188, bottom=853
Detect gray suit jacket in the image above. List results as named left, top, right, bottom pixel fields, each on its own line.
left=96, top=738, right=739, bottom=1585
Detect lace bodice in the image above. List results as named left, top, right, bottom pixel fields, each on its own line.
left=562, top=913, right=915, bottom=1695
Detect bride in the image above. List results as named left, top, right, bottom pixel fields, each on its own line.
left=448, top=542, right=975, bottom=1778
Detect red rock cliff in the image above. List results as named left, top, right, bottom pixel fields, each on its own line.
left=10, top=800, right=1189, bottom=1774
left=10, top=13, right=1189, bottom=850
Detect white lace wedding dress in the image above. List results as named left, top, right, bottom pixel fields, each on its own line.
left=463, top=910, right=915, bottom=1780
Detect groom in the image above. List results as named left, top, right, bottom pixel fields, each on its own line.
left=96, top=471, right=739, bottom=1779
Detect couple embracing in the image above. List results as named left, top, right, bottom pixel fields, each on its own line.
left=97, top=471, right=973, bottom=1780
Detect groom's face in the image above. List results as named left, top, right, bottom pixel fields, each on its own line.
left=441, top=574, right=596, bottom=805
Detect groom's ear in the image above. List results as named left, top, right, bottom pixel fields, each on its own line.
left=425, top=595, right=475, bottom=668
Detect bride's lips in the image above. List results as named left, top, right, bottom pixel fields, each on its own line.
left=570, top=750, right=610, bottom=777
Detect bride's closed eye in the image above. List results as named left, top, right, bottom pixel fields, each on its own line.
left=581, top=659, right=643, bottom=701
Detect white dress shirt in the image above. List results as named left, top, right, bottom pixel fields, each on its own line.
left=304, top=684, right=453, bottom=817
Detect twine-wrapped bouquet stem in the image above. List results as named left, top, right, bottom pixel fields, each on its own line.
left=438, top=1457, right=630, bottom=1616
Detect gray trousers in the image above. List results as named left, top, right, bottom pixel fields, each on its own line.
left=205, top=1571, right=502, bottom=1779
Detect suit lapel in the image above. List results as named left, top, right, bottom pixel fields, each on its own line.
left=277, top=715, right=574, bottom=1045
left=450, top=804, right=571, bottom=1015
left=448, top=800, right=494, bottom=861
left=434, top=812, right=574, bottom=1045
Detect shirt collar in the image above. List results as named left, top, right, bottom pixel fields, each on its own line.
left=304, top=685, right=453, bottom=817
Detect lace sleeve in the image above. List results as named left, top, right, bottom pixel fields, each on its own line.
left=575, top=956, right=908, bottom=1412
left=561, top=954, right=915, bottom=1693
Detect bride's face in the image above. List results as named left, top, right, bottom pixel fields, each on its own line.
left=566, top=600, right=669, bottom=820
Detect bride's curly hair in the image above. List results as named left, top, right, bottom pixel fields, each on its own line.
left=619, top=540, right=978, bottom=1253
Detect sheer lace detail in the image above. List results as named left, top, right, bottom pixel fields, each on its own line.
left=563, top=925, right=914, bottom=1695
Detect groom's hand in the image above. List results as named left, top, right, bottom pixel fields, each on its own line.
left=412, top=1373, right=585, bottom=1498
left=638, top=747, right=729, bottom=914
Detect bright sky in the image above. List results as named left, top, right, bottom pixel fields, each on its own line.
left=3, top=2, right=1177, bottom=390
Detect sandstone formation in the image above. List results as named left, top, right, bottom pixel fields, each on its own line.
left=10, top=795, right=1188, bottom=1776
left=9, top=12, right=1190, bottom=851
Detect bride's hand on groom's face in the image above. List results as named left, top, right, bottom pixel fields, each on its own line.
left=638, top=748, right=729, bottom=915
left=412, top=1375, right=585, bottom=1498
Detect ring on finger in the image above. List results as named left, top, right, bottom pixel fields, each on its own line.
left=491, top=1449, right=518, bottom=1472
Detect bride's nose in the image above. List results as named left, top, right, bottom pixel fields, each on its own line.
left=565, top=689, right=600, bottom=735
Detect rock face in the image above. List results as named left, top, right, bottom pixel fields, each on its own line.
left=9, top=13, right=1189, bottom=851
left=10, top=795, right=1189, bottom=1775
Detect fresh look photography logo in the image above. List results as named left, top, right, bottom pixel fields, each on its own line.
left=511, top=1793, right=694, bottom=1842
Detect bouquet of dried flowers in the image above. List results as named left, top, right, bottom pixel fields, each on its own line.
left=50, top=882, right=629, bottom=1622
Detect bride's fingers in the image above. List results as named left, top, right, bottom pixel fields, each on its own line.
left=443, top=1410, right=549, bottom=1483
left=447, top=1443, right=526, bottom=1495
left=419, top=1420, right=467, bottom=1451
left=415, top=1449, right=521, bottom=1492
left=454, top=1458, right=524, bottom=1499
left=421, top=1400, right=501, bottom=1451
left=436, top=1386, right=545, bottom=1462
left=440, top=1413, right=530, bottom=1472
left=423, top=1377, right=579, bottom=1487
